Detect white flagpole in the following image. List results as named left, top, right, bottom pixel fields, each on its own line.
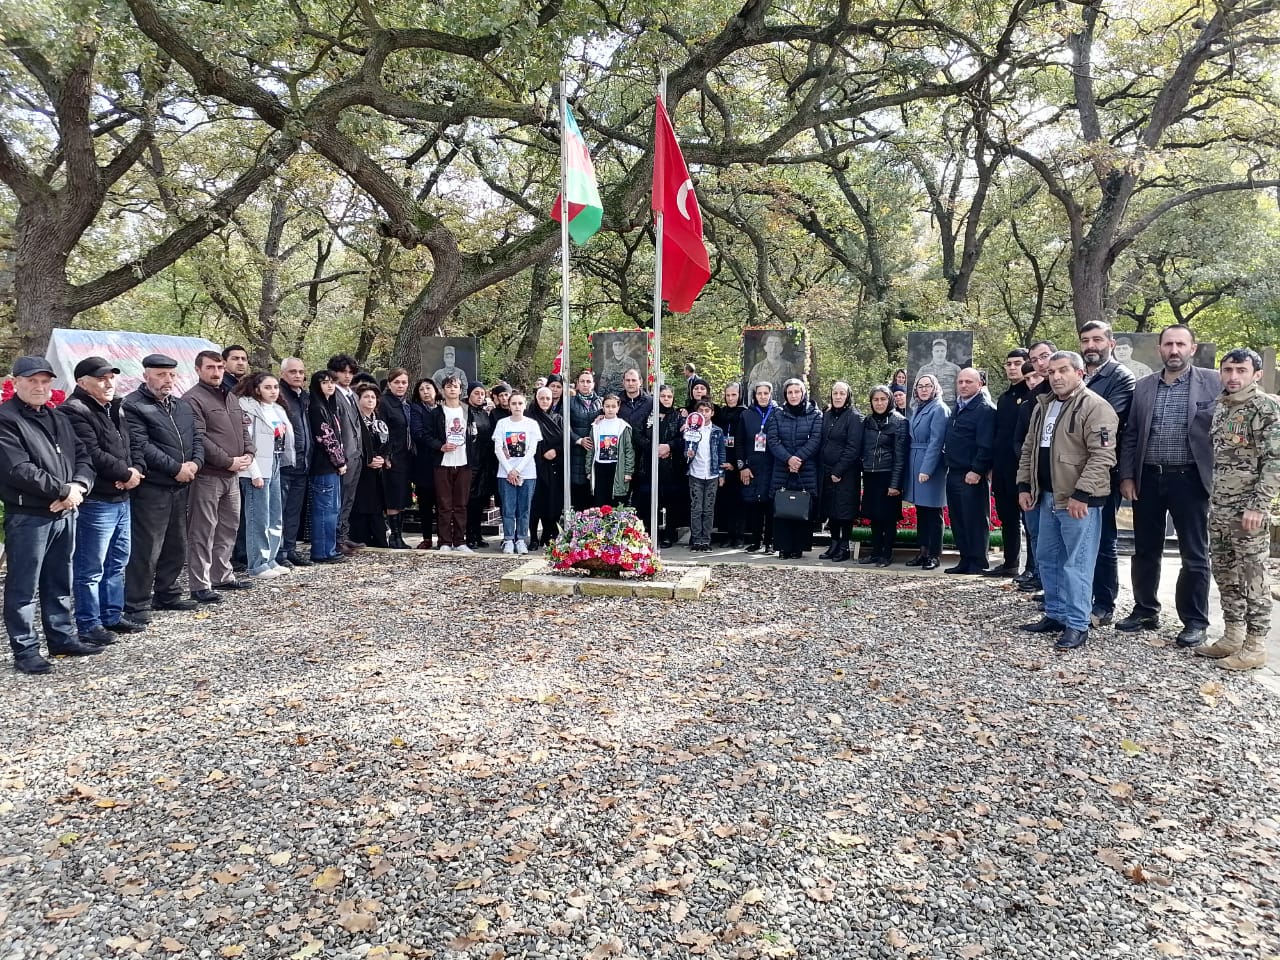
left=558, top=76, right=574, bottom=527
left=650, top=72, right=667, bottom=555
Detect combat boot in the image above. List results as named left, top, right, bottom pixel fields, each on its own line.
left=1218, top=634, right=1268, bottom=672
left=1195, top=621, right=1244, bottom=660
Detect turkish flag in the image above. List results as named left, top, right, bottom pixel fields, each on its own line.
left=551, top=342, right=564, bottom=375
left=652, top=98, right=710, bottom=313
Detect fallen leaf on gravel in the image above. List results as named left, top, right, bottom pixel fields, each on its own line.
left=584, top=939, right=622, bottom=959
left=338, top=911, right=376, bottom=933
left=886, top=928, right=908, bottom=948
left=1115, top=824, right=1145, bottom=841
left=44, top=903, right=89, bottom=921
left=267, top=852, right=291, bottom=866
left=290, top=940, right=323, bottom=960
left=311, top=866, right=344, bottom=891
left=827, top=831, right=868, bottom=847
left=670, top=901, right=688, bottom=923
left=805, top=882, right=835, bottom=903
left=1108, top=783, right=1134, bottom=800
left=1120, top=738, right=1144, bottom=757
left=106, top=937, right=137, bottom=952
left=220, top=946, right=245, bottom=958
left=1153, top=942, right=1185, bottom=956
left=1095, top=848, right=1126, bottom=871
left=958, top=946, right=986, bottom=958
left=160, top=938, right=185, bottom=953
left=454, top=876, right=483, bottom=890
left=741, top=888, right=765, bottom=904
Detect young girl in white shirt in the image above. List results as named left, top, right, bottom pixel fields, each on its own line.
left=493, top=393, right=543, bottom=553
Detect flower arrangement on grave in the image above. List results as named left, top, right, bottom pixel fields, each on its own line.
left=546, top=505, right=659, bottom=578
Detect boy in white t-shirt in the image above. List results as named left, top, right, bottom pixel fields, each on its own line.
left=493, top=393, right=543, bottom=554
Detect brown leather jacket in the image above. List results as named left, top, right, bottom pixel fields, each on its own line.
left=185, top=381, right=253, bottom=478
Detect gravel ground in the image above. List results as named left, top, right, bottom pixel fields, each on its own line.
left=2, top=555, right=1278, bottom=960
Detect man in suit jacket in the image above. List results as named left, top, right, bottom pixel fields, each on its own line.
left=943, top=368, right=996, bottom=574
left=1116, top=324, right=1219, bottom=646
left=327, top=354, right=364, bottom=555
left=1079, top=322, right=1136, bottom=626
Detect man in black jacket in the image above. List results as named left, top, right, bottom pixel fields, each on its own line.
left=943, top=368, right=996, bottom=574
left=986, top=348, right=1030, bottom=576
left=1013, top=341, right=1056, bottom=589
left=1079, top=322, right=1136, bottom=626
left=122, top=354, right=205, bottom=620
left=618, top=368, right=653, bottom=507
left=61, top=357, right=146, bottom=644
left=0, top=357, right=98, bottom=673
left=277, top=357, right=312, bottom=566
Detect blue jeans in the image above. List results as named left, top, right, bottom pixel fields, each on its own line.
left=72, top=499, right=131, bottom=631
left=1036, top=493, right=1102, bottom=630
left=497, top=476, right=535, bottom=542
left=4, top=511, right=77, bottom=657
left=278, top=468, right=308, bottom=560
left=309, top=473, right=341, bottom=560
left=241, top=472, right=283, bottom=575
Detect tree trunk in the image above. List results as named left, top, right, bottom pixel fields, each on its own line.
left=509, top=260, right=551, bottom=389
left=14, top=206, right=77, bottom=355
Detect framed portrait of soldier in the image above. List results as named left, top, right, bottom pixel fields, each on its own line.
left=590, top=329, right=651, bottom=394
left=907, top=331, right=972, bottom=406
left=421, top=337, right=479, bottom=388
left=1113, top=333, right=1216, bottom=380
left=742, top=327, right=807, bottom=400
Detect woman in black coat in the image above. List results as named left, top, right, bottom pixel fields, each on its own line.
left=817, top=381, right=864, bottom=562
left=736, top=381, right=777, bottom=552
left=859, top=384, right=910, bottom=566
left=528, top=386, right=564, bottom=547
left=655, top=384, right=689, bottom=547
left=408, top=378, right=439, bottom=548
left=465, top=382, right=495, bottom=548
left=712, top=382, right=746, bottom=547
left=766, top=379, right=822, bottom=559
left=350, top=383, right=390, bottom=548
left=378, top=367, right=415, bottom=548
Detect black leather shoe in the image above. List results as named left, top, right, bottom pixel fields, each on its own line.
left=818, top=544, right=837, bottom=560
left=858, top=554, right=879, bottom=565
left=1017, top=577, right=1043, bottom=592
left=921, top=557, right=940, bottom=570
left=80, top=626, right=118, bottom=646
left=287, top=552, right=313, bottom=567
left=744, top=542, right=761, bottom=553
left=275, top=556, right=295, bottom=569
left=124, top=609, right=153, bottom=623
left=191, top=589, right=223, bottom=604
left=1020, top=617, right=1065, bottom=633
left=945, top=564, right=973, bottom=574
left=1090, top=610, right=1114, bottom=628
left=983, top=564, right=1018, bottom=577
left=48, top=638, right=105, bottom=656
left=213, top=579, right=253, bottom=591
left=1013, top=570, right=1036, bottom=585
left=1175, top=626, right=1207, bottom=648
left=14, top=654, right=53, bottom=674
left=153, top=598, right=198, bottom=612
left=1115, top=612, right=1160, bottom=632
left=313, top=555, right=348, bottom=564
left=876, top=557, right=893, bottom=567
left=905, top=554, right=926, bottom=567
left=1031, top=592, right=1045, bottom=601
left=105, top=617, right=145, bottom=634
left=1055, top=627, right=1089, bottom=650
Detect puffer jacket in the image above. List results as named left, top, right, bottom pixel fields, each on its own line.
left=767, top=402, right=822, bottom=497
left=60, top=387, right=140, bottom=502
left=861, top=410, right=908, bottom=490
left=1017, top=384, right=1118, bottom=508
left=0, top=399, right=94, bottom=514
left=122, top=384, right=205, bottom=486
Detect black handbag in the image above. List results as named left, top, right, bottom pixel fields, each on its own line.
left=774, top=486, right=811, bottom=521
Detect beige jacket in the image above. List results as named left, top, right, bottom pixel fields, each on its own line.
left=1017, top=383, right=1118, bottom=508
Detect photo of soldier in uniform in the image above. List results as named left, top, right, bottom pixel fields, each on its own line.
left=422, top=337, right=479, bottom=388
left=1114, top=333, right=1216, bottom=379
left=907, top=331, right=972, bottom=406
left=742, top=329, right=804, bottom=399
left=590, top=330, right=649, bottom=394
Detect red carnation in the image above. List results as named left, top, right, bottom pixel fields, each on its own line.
left=600, top=504, right=613, bottom=516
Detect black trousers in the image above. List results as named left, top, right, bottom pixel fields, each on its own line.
left=1092, top=487, right=1121, bottom=615
left=743, top=500, right=773, bottom=547
left=279, top=468, right=309, bottom=559
left=917, top=505, right=944, bottom=557
left=991, top=467, right=1021, bottom=568
left=1130, top=466, right=1211, bottom=629
left=124, top=483, right=189, bottom=613
left=945, top=470, right=990, bottom=569
left=862, top=471, right=901, bottom=559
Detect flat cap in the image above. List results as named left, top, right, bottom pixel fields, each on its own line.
left=141, top=353, right=178, bottom=369
left=73, top=356, right=121, bottom=380
left=12, top=356, right=55, bottom=377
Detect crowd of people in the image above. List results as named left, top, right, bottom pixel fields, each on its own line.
left=1, top=321, right=1277, bottom=674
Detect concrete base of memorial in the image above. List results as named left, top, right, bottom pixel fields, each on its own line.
left=499, top=559, right=711, bottom=599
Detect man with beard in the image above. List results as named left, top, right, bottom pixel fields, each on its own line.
left=1078, top=322, right=1135, bottom=627
left=985, top=348, right=1030, bottom=576
left=1116, top=324, right=1219, bottom=647
left=568, top=369, right=603, bottom=510
left=617, top=368, right=653, bottom=507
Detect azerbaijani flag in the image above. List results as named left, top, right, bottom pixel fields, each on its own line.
left=551, top=105, right=603, bottom=245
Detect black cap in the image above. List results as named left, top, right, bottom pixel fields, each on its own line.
left=12, top=356, right=55, bottom=377
left=73, top=356, right=121, bottom=380
left=468, top=380, right=486, bottom=395
left=141, top=353, right=178, bottom=369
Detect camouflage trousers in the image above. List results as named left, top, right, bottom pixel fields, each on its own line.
left=1209, top=510, right=1272, bottom=633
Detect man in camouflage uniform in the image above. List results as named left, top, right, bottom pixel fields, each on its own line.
left=1197, top=348, right=1280, bottom=670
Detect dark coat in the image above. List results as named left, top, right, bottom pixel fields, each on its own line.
left=307, top=394, right=347, bottom=476
left=122, top=385, right=204, bottom=487
left=818, top=405, right=864, bottom=521
left=767, top=403, right=822, bottom=498
left=0, top=398, right=94, bottom=514
left=185, top=380, right=253, bottom=478
left=568, top=392, right=602, bottom=485
left=355, top=415, right=389, bottom=513
left=279, top=384, right=312, bottom=473
left=943, top=394, right=996, bottom=475
left=530, top=407, right=564, bottom=488
left=735, top=403, right=777, bottom=504
left=1118, top=365, right=1219, bottom=497
left=860, top=410, right=908, bottom=491
left=1014, top=380, right=1051, bottom=459
left=618, top=391, right=653, bottom=476
left=60, top=388, right=140, bottom=502
left=378, top=392, right=413, bottom=462
left=408, top=401, right=440, bottom=491
left=1086, top=358, right=1136, bottom=433
left=993, top=381, right=1031, bottom=480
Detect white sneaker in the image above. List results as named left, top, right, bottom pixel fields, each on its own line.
left=272, top=563, right=291, bottom=575
left=515, top=540, right=528, bottom=555
left=438, top=545, right=453, bottom=553
left=253, top=567, right=282, bottom=579
left=502, top=540, right=515, bottom=554
left=454, top=544, right=474, bottom=554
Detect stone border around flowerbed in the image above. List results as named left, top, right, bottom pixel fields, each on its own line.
left=499, top=558, right=711, bottom=598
